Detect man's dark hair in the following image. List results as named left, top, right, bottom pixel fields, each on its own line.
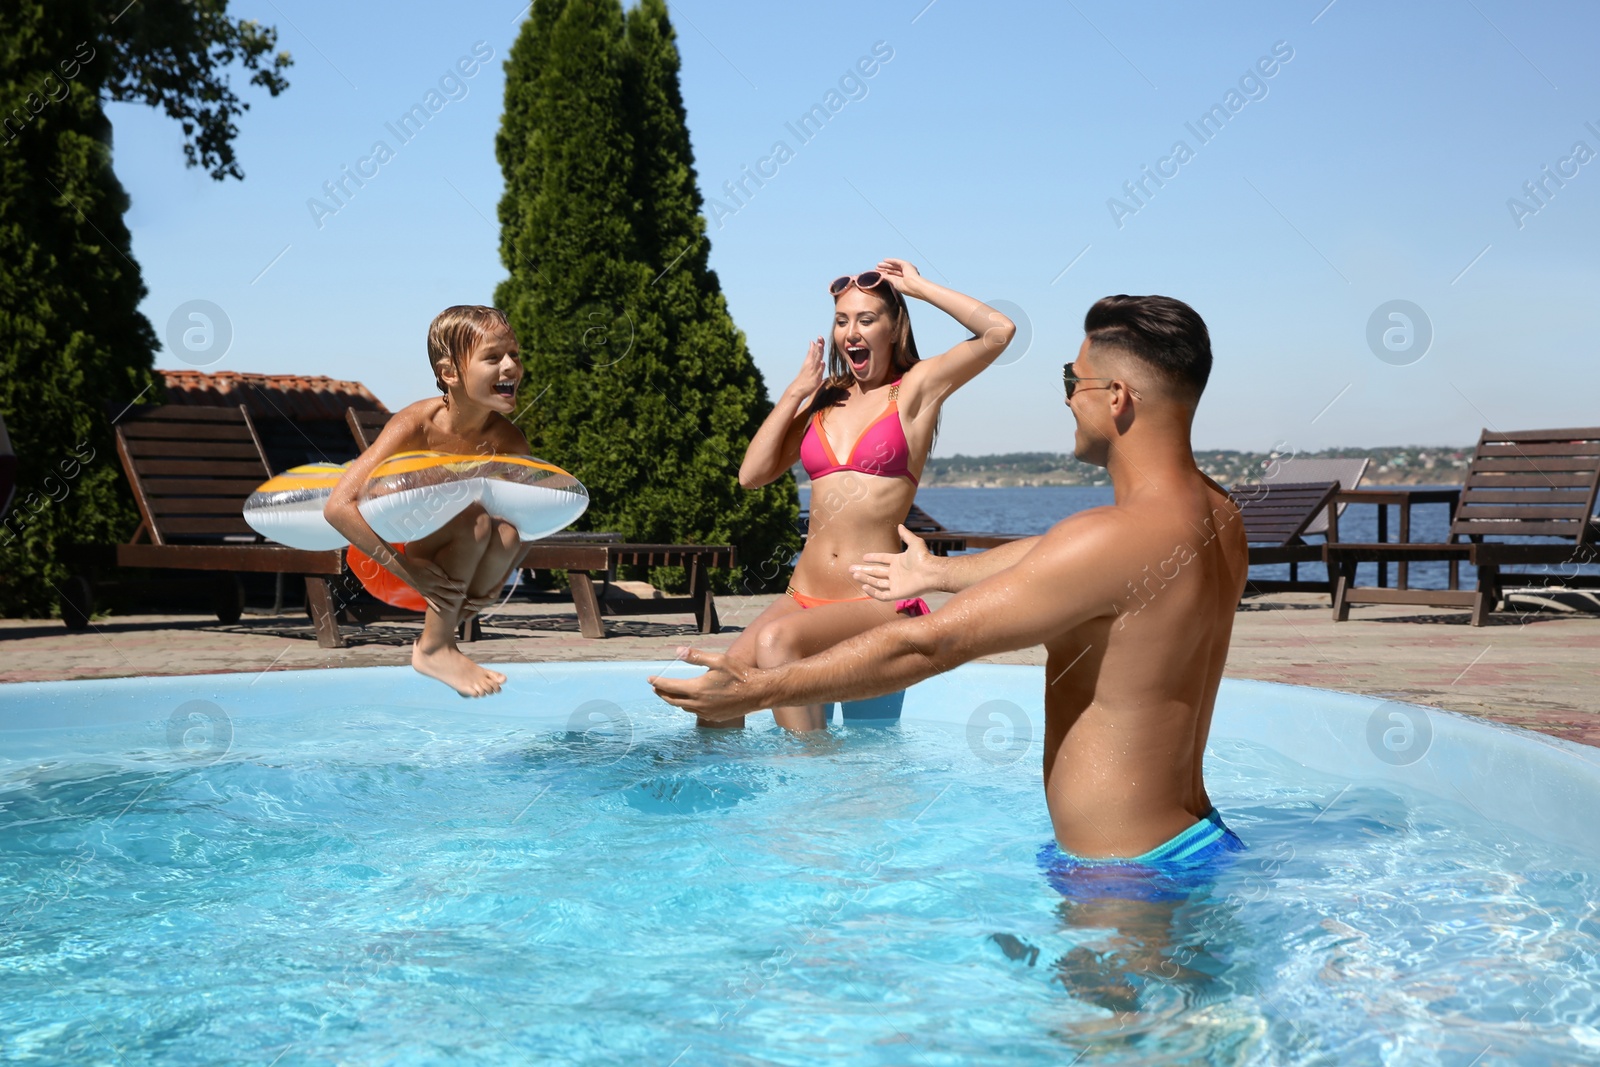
left=1083, top=295, right=1211, bottom=400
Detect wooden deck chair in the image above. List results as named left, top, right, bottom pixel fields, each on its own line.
left=346, top=408, right=734, bottom=639
left=345, top=407, right=392, bottom=453
left=1229, top=481, right=1342, bottom=598
left=1266, top=457, right=1369, bottom=537
left=899, top=503, right=968, bottom=556
left=900, top=502, right=1034, bottom=556
left=910, top=501, right=1031, bottom=553
left=1326, top=427, right=1600, bottom=625
left=67, top=404, right=350, bottom=646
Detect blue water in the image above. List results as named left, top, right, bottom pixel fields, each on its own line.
left=806, top=484, right=1600, bottom=592
left=4, top=666, right=1600, bottom=1065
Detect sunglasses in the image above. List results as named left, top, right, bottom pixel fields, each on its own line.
left=828, top=271, right=891, bottom=296
left=1063, top=362, right=1142, bottom=401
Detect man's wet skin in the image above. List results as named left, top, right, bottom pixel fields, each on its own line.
left=1033, top=340, right=1248, bottom=856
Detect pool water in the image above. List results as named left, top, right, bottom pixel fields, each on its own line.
left=3, top=666, right=1600, bottom=1065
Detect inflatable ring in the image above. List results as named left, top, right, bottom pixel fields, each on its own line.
left=243, top=451, right=589, bottom=552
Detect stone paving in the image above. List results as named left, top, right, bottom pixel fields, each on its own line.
left=2, top=592, right=1597, bottom=746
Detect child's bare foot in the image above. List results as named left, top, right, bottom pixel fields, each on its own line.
left=412, top=642, right=503, bottom=698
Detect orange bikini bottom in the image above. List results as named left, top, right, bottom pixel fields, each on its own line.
left=787, top=586, right=929, bottom=617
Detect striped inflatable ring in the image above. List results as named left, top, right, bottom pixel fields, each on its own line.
left=243, top=451, right=589, bottom=551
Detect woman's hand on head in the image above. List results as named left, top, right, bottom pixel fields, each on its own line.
left=876, top=258, right=923, bottom=297
left=788, top=337, right=825, bottom=401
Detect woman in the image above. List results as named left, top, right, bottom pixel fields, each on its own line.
left=723, top=258, right=1016, bottom=731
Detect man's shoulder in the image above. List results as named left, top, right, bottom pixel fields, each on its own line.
left=1043, top=503, right=1137, bottom=543
left=1040, top=484, right=1238, bottom=560
left=1026, top=506, right=1147, bottom=576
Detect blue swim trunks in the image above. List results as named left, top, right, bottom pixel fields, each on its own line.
left=1037, top=808, right=1245, bottom=902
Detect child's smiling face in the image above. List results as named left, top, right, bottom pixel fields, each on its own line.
left=458, top=325, right=522, bottom=412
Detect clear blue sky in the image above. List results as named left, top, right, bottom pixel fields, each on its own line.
left=113, top=0, right=1600, bottom=457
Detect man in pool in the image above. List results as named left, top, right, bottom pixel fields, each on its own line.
left=652, top=294, right=1249, bottom=876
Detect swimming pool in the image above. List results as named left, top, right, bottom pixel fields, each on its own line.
left=3, top=664, right=1599, bottom=1064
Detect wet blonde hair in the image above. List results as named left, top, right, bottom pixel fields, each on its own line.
left=427, top=305, right=515, bottom=394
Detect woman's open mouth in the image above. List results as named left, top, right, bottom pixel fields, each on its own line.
left=845, top=344, right=870, bottom=371
left=493, top=381, right=518, bottom=398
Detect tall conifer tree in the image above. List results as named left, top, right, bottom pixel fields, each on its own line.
left=495, top=0, right=797, bottom=591
left=0, top=2, right=289, bottom=616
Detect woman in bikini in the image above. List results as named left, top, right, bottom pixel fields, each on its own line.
left=722, top=257, right=1016, bottom=731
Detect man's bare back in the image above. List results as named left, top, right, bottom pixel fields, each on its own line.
left=1035, top=472, right=1246, bottom=856
left=652, top=295, right=1244, bottom=863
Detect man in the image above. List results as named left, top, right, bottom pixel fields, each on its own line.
left=652, top=295, right=1249, bottom=872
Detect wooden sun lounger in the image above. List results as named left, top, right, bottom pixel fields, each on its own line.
left=1265, top=457, right=1369, bottom=538
left=799, top=502, right=1029, bottom=558
left=518, top=541, right=735, bottom=638
left=1325, top=427, right=1600, bottom=625
left=900, top=504, right=967, bottom=556
left=1230, top=481, right=1342, bottom=599
left=347, top=409, right=735, bottom=639
left=901, top=503, right=1032, bottom=556
left=65, top=403, right=351, bottom=646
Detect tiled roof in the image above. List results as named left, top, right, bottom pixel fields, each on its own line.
left=159, top=370, right=389, bottom=422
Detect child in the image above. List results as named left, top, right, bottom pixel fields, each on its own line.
left=325, top=305, right=530, bottom=697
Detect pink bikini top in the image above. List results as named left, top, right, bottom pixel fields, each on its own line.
left=799, top=381, right=918, bottom=485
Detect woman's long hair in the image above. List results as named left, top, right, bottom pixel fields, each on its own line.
left=821, top=283, right=920, bottom=395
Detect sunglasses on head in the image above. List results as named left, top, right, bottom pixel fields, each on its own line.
left=828, top=271, right=891, bottom=296
left=1063, top=362, right=1142, bottom=401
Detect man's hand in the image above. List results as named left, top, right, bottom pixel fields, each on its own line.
left=650, top=648, right=768, bottom=721
left=850, top=524, right=945, bottom=601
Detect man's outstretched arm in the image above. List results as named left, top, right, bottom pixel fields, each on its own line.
left=850, top=524, right=1042, bottom=602
left=652, top=515, right=1123, bottom=719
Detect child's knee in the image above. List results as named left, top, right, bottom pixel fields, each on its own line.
left=492, top=518, right=520, bottom=553
left=442, top=503, right=492, bottom=542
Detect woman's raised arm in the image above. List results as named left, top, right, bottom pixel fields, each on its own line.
left=877, top=259, right=1015, bottom=420
left=739, top=337, right=826, bottom=489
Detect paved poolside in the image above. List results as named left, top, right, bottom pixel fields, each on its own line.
left=2, top=592, right=1597, bottom=746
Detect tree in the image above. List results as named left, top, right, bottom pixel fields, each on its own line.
left=495, top=0, right=798, bottom=592
left=0, top=2, right=289, bottom=615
